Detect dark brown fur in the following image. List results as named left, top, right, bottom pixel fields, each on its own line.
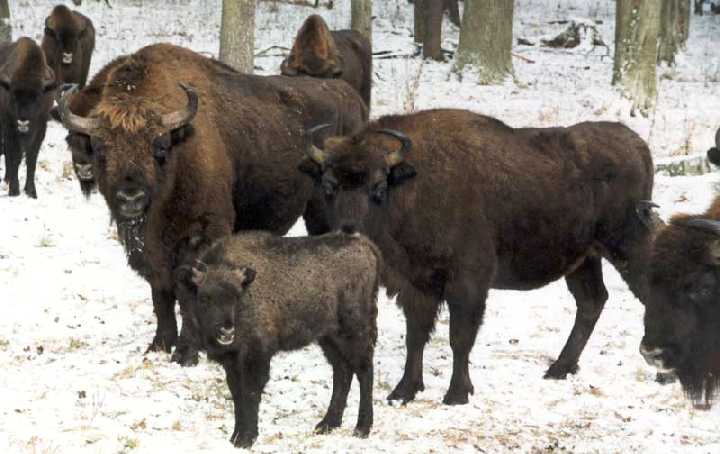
left=178, top=231, right=380, bottom=447
left=59, top=43, right=367, bottom=366
left=281, top=15, right=372, bottom=109
left=41, top=5, right=95, bottom=88
left=641, top=196, right=720, bottom=406
left=0, top=38, right=56, bottom=198
left=302, top=108, right=654, bottom=405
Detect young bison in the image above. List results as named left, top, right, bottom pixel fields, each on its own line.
left=301, top=109, right=655, bottom=405
left=281, top=15, right=372, bottom=109
left=177, top=232, right=380, bottom=448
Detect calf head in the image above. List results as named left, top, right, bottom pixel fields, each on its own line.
left=56, top=74, right=197, bottom=221
left=177, top=262, right=256, bottom=348
left=299, top=125, right=417, bottom=234
left=281, top=15, right=342, bottom=78
left=44, top=5, right=88, bottom=67
left=642, top=217, right=720, bottom=404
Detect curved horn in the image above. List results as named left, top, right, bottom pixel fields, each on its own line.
left=305, top=123, right=332, bottom=165
left=57, top=84, right=102, bottom=136
left=161, top=83, right=198, bottom=131
left=686, top=219, right=720, bottom=236
left=377, top=128, right=412, bottom=167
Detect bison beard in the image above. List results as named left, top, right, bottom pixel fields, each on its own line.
left=301, top=109, right=655, bottom=405
left=56, top=43, right=367, bottom=366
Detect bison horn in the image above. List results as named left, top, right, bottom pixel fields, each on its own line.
left=280, top=58, right=299, bottom=76
left=377, top=129, right=412, bottom=167
left=686, top=219, right=720, bottom=236
left=57, top=84, right=102, bottom=136
left=305, top=123, right=332, bottom=165
left=161, top=83, right=199, bottom=131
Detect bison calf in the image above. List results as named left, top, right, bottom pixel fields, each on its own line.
left=177, top=232, right=380, bottom=448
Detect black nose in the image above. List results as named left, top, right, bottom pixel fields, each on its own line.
left=340, top=223, right=356, bottom=234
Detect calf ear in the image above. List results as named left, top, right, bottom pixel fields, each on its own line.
left=298, top=157, right=322, bottom=181
left=388, top=162, right=417, bottom=186
left=176, top=262, right=207, bottom=290
left=230, top=266, right=256, bottom=289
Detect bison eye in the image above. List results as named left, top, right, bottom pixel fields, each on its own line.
left=370, top=181, right=388, bottom=205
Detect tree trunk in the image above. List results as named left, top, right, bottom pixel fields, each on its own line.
left=658, top=0, right=689, bottom=65
left=413, top=0, right=425, bottom=44
left=351, top=0, right=372, bottom=44
left=613, top=0, right=662, bottom=116
left=694, top=0, right=703, bottom=15
left=219, top=0, right=255, bottom=73
left=455, top=0, right=514, bottom=84
left=445, top=0, right=461, bottom=28
left=0, top=0, right=10, bottom=43
left=423, top=0, right=443, bottom=60
left=679, top=0, right=691, bottom=46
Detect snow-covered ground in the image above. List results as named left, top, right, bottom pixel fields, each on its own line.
left=1, top=1, right=719, bottom=452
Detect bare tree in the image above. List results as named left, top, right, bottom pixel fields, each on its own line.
left=445, top=0, right=461, bottom=28
left=455, top=0, right=514, bottom=84
left=658, top=0, right=690, bottom=65
left=0, top=0, right=10, bottom=43
left=694, top=0, right=703, bottom=15
left=613, top=0, right=662, bottom=116
left=219, top=0, right=255, bottom=73
left=351, top=0, right=372, bottom=44
left=423, top=0, right=444, bottom=60
left=413, top=0, right=425, bottom=44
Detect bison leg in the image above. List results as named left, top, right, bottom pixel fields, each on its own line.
left=388, top=287, right=439, bottom=403
left=146, top=287, right=178, bottom=354
left=23, top=146, right=39, bottom=199
left=316, top=338, right=353, bottom=434
left=5, top=149, right=21, bottom=197
left=354, top=361, right=374, bottom=438
left=229, top=357, right=270, bottom=449
left=444, top=299, right=486, bottom=405
left=170, top=293, right=200, bottom=366
left=546, top=256, right=608, bottom=379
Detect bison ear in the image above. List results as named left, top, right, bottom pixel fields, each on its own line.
left=49, top=106, right=62, bottom=123
left=298, top=156, right=323, bottom=181
left=231, top=266, right=256, bottom=289
left=280, top=58, right=299, bottom=76
left=388, top=162, right=417, bottom=187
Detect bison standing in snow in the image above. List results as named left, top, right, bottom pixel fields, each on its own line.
left=281, top=15, right=372, bottom=109
left=177, top=231, right=380, bottom=448
left=56, top=43, right=367, bottom=366
left=301, top=109, right=655, bottom=405
left=0, top=38, right=57, bottom=198
left=41, top=5, right=95, bottom=88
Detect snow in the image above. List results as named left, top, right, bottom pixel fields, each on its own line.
left=1, top=1, right=719, bottom=453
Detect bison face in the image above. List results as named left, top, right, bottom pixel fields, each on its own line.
left=300, top=126, right=417, bottom=234
left=0, top=75, right=56, bottom=135
left=641, top=218, right=720, bottom=403
left=177, top=263, right=256, bottom=349
left=56, top=84, right=198, bottom=220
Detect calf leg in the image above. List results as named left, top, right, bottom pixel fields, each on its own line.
left=388, top=286, right=440, bottom=403
left=444, top=299, right=487, bottom=405
left=354, top=361, right=374, bottom=438
left=146, top=286, right=178, bottom=354
left=170, top=291, right=200, bottom=366
left=316, top=338, right=353, bottom=433
left=546, top=256, right=608, bottom=379
left=230, top=357, right=270, bottom=448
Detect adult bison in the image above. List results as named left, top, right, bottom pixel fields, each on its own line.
left=706, top=127, right=720, bottom=166
left=56, top=43, right=367, bottom=366
left=41, top=5, right=95, bottom=88
left=301, top=109, right=655, bottom=405
left=281, top=15, right=372, bottom=108
left=0, top=38, right=56, bottom=198
left=640, top=188, right=720, bottom=406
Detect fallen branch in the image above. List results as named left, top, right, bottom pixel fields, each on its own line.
left=512, top=52, right=535, bottom=64
left=254, top=45, right=290, bottom=57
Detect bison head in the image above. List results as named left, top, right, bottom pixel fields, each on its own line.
left=641, top=217, right=720, bottom=404
left=707, top=128, right=720, bottom=167
left=300, top=125, right=417, bottom=234
left=177, top=261, right=256, bottom=349
left=0, top=48, right=56, bottom=135
left=56, top=83, right=198, bottom=220
left=44, top=5, right=88, bottom=66
left=281, top=15, right=342, bottom=78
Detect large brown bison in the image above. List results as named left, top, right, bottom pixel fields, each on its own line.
left=281, top=15, right=372, bottom=108
left=301, top=109, right=655, bottom=405
left=57, top=43, right=367, bottom=366
left=0, top=38, right=56, bottom=198
left=640, top=193, right=720, bottom=406
left=41, top=5, right=95, bottom=88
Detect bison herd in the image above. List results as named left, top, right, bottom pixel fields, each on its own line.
left=1, top=6, right=720, bottom=449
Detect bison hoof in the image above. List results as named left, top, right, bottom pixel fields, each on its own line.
left=171, top=346, right=199, bottom=367
left=387, top=379, right=424, bottom=404
left=655, top=372, right=677, bottom=385
left=8, top=187, right=20, bottom=197
left=230, top=431, right=257, bottom=448
left=145, top=335, right=175, bottom=354
left=544, top=362, right=579, bottom=380
left=442, top=386, right=472, bottom=405
left=314, top=417, right=341, bottom=434
left=353, top=426, right=371, bottom=439
left=24, top=186, right=37, bottom=199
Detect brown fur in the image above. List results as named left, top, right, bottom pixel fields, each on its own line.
left=282, top=15, right=372, bottom=108
left=41, top=5, right=95, bottom=87
left=303, top=108, right=654, bottom=404
left=62, top=43, right=367, bottom=365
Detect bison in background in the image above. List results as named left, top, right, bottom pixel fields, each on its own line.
left=706, top=128, right=720, bottom=166
left=0, top=38, right=56, bottom=198
left=281, top=15, right=372, bottom=109
left=42, top=5, right=95, bottom=88
left=57, top=43, right=367, bottom=367
left=301, top=109, right=655, bottom=405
